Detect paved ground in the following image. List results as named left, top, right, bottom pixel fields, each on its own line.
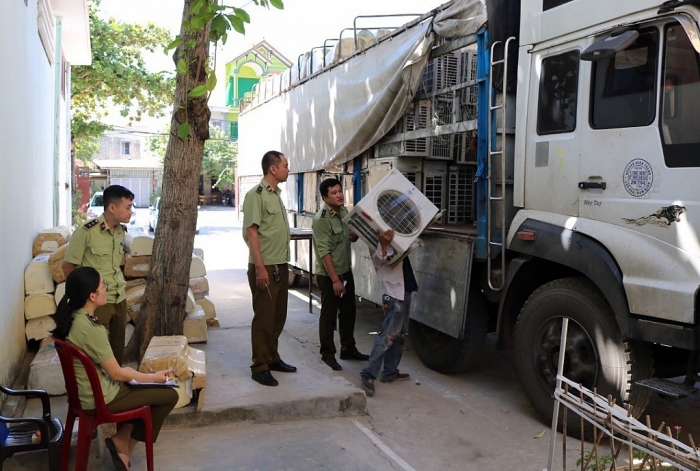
left=4, top=206, right=700, bottom=470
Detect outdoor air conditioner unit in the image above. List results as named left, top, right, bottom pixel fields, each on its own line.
left=343, top=168, right=440, bottom=267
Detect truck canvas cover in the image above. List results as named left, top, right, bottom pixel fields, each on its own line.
left=238, top=0, right=486, bottom=174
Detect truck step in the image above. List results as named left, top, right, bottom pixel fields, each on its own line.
left=635, top=378, right=699, bottom=399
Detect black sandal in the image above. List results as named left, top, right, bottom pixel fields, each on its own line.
left=104, top=437, right=129, bottom=471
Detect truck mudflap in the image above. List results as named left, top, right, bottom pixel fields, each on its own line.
left=408, top=234, right=475, bottom=338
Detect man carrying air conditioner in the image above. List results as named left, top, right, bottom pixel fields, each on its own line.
left=359, top=229, right=418, bottom=397
left=312, top=178, right=369, bottom=371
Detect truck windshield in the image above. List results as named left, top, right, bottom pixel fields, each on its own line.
left=659, top=22, right=700, bottom=167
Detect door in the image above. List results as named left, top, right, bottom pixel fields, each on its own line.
left=110, top=177, right=150, bottom=207
left=523, top=44, right=583, bottom=216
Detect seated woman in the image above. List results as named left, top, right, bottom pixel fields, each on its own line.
left=52, top=266, right=178, bottom=471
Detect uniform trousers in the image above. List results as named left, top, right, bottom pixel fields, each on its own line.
left=86, top=384, right=178, bottom=442
left=247, top=263, right=289, bottom=374
left=95, top=300, right=127, bottom=366
left=316, top=271, right=357, bottom=360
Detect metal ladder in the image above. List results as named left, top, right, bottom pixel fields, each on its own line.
left=486, top=37, right=515, bottom=291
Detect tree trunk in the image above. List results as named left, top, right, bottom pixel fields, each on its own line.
left=125, top=0, right=211, bottom=362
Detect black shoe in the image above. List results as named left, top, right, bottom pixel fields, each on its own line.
left=360, top=374, right=375, bottom=397
left=322, top=357, right=342, bottom=371
left=380, top=372, right=410, bottom=383
left=251, top=370, right=279, bottom=386
left=340, top=349, right=369, bottom=361
left=269, top=359, right=297, bottom=373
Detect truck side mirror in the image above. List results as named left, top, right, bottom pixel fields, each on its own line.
left=581, top=28, right=639, bottom=61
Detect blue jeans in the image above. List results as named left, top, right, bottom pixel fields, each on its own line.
left=361, top=293, right=412, bottom=381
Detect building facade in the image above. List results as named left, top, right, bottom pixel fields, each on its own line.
left=0, top=0, right=90, bottom=388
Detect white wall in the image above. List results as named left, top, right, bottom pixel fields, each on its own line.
left=0, top=0, right=66, bottom=387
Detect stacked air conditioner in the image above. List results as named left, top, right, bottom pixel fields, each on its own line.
left=343, top=169, right=440, bottom=267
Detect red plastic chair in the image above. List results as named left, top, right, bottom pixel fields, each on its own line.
left=52, top=338, right=154, bottom=471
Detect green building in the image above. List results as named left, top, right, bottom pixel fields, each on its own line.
left=218, top=41, right=292, bottom=140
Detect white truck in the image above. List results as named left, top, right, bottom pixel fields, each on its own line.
left=237, top=0, right=700, bottom=430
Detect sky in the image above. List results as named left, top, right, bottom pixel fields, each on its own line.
left=100, top=0, right=445, bottom=65
left=97, top=0, right=446, bottom=133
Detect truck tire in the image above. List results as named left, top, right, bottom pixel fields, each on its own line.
left=409, top=289, right=488, bottom=374
left=514, top=278, right=653, bottom=434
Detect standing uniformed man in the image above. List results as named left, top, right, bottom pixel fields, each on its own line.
left=312, top=178, right=368, bottom=371
left=242, top=150, right=296, bottom=387
left=62, top=184, right=134, bottom=365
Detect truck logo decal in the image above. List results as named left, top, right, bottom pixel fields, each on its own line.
left=622, top=159, right=653, bottom=197
left=622, top=205, right=686, bottom=227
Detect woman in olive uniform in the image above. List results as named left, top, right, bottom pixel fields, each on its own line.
left=52, top=266, right=177, bottom=471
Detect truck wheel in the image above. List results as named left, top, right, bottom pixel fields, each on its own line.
left=514, top=278, right=653, bottom=434
left=409, top=289, right=488, bottom=374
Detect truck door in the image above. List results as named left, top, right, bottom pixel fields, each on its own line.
left=523, top=44, right=582, bottom=216
left=578, top=20, right=700, bottom=323
left=579, top=26, right=661, bottom=222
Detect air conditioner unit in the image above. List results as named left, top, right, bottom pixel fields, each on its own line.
left=370, top=157, right=422, bottom=190
left=343, top=168, right=440, bottom=267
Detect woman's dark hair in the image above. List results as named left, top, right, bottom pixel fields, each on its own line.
left=52, top=266, right=101, bottom=339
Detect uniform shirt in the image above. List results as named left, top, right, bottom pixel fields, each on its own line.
left=65, top=308, right=121, bottom=410
left=312, top=204, right=351, bottom=276
left=64, top=214, right=127, bottom=304
left=242, top=178, right=290, bottom=265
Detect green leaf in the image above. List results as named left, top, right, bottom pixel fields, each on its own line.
left=211, top=15, right=228, bottom=40
left=206, top=72, right=217, bottom=91
left=176, top=58, right=187, bottom=75
left=178, top=121, right=190, bottom=139
left=270, top=0, right=284, bottom=9
left=165, top=36, right=182, bottom=52
left=190, top=0, right=205, bottom=15
left=188, top=85, right=208, bottom=98
left=229, top=16, right=245, bottom=35
left=233, top=8, right=251, bottom=23
left=190, top=14, right=208, bottom=30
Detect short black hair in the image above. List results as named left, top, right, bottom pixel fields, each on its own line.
left=261, top=151, right=284, bottom=175
left=320, top=178, right=342, bottom=197
left=103, top=185, right=134, bottom=210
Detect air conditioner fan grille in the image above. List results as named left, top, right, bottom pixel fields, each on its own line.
left=377, top=190, right=420, bottom=235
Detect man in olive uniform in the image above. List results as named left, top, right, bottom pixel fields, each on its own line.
left=312, top=178, right=368, bottom=371
left=63, top=185, right=134, bottom=365
left=242, top=151, right=296, bottom=387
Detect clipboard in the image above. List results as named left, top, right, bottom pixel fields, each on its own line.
left=127, top=379, right=179, bottom=388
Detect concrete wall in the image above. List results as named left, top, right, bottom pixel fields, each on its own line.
left=97, top=134, right=142, bottom=160
left=0, top=0, right=71, bottom=388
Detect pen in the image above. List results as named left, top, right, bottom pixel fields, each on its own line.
left=265, top=283, right=273, bottom=299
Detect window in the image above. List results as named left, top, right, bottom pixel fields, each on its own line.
left=230, top=122, right=238, bottom=140
left=660, top=23, right=700, bottom=167
left=537, top=50, right=580, bottom=134
left=37, top=0, right=55, bottom=63
left=122, top=142, right=131, bottom=155
left=591, top=27, right=659, bottom=129
left=544, top=0, right=575, bottom=10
